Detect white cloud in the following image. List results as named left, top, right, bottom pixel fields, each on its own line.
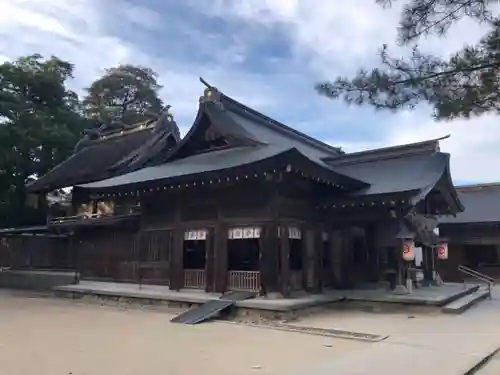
left=0, top=0, right=135, bottom=89
left=385, top=112, right=500, bottom=183
left=0, top=0, right=281, bottom=131
left=2, top=0, right=500, bottom=183
left=332, top=110, right=500, bottom=183
left=192, top=0, right=500, bottom=183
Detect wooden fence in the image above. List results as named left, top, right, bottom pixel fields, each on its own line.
left=227, top=270, right=260, bottom=291
left=183, top=269, right=206, bottom=289
left=0, top=234, right=71, bottom=270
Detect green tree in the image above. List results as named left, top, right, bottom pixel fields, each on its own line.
left=83, top=65, right=164, bottom=128
left=316, top=0, right=500, bottom=120
left=0, top=54, right=86, bottom=227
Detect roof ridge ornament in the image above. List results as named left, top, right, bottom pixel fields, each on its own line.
left=154, top=105, right=181, bottom=142
left=198, top=77, right=223, bottom=107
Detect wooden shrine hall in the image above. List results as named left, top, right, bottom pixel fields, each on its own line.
left=22, top=79, right=463, bottom=297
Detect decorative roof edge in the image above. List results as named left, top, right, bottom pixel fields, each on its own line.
left=455, top=182, right=500, bottom=193
left=76, top=107, right=177, bottom=150
left=198, top=77, right=343, bottom=156
left=324, top=135, right=450, bottom=166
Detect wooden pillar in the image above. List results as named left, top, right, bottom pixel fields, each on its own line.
left=341, top=228, right=355, bottom=288
left=302, top=227, right=318, bottom=292
left=313, top=229, right=323, bottom=293
left=71, top=231, right=80, bottom=284
left=301, top=226, right=309, bottom=291
left=260, top=222, right=279, bottom=294
left=70, top=232, right=78, bottom=284
left=395, top=241, right=404, bottom=285
left=330, top=230, right=343, bottom=288
left=205, top=228, right=215, bottom=292
left=213, top=223, right=228, bottom=293
left=364, top=225, right=378, bottom=282
left=422, top=245, right=431, bottom=282
left=279, top=224, right=291, bottom=297
left=169, top=228, right=184, bottom=291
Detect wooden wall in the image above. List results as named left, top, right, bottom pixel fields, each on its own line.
left=76, top=227, right=138, bottom=281
left=141, top=181, right=274, bottom=229
left=0, top=234, right=71, bottom=270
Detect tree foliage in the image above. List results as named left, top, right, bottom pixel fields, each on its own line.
left=0, top=54, right=88, bottom=226
left=0, top=56, right=168, bottom=227
left=83, top=65, right=164, bottom=128
left=316, top=0, right=500, bottom=120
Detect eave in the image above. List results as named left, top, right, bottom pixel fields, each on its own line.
left=324, top=135, right=449, bottom=165
left=78, top=148, right=368, bottom=198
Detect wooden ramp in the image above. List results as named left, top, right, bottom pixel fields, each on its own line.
left=171, top=291, right=257, bottom=325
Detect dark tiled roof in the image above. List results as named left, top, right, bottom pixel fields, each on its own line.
left=440, top=184, right=500, bottom=224
left=324, top=142, right=463, bottom=212
left=330, top=152, right=450, bottom=196
left=26, top=115, right=180, bottom=193
left=77, top=146, right=366, bottom=193
left=80, top=146, right=283, bottom=190
left=322, top=136, right=447, bottom=164
left=77, top=84, right=354, bottom=192
left=75, top=81, right=461, bottom=211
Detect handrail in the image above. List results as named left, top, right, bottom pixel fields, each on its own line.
left=458, top=265, right=495, bottom=283
left=458, top=265, right=495, bottom=299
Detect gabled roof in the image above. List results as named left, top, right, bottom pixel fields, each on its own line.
left=76, top=81, right=462, bottom=214
left=322, top=135, right=448, bottom=165
left=26, top=112, right=181, bottom=193
left=77, top=80, right=362, bottom=193
left=440, top=183, right=500, bottom=224
left=324, top=138, right=463, bottom=212
left=151, top=79, right=344, bottom=165
left=76, top=147, right=366, bottom=194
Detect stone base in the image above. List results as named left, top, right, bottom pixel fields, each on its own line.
left=392, top=284, right=410, bottom=295
left=434, top=272, right=444, bottom=286
left=0, top=269, right=76, bottom=291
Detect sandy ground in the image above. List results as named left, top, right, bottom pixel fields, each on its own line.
left=0, top=292, right=369, bottom=375
left=294, top=301, right=500, bottom=356
left=477, top=352, right=500, bottom=375
left=292, top=289, right=500, bottom=374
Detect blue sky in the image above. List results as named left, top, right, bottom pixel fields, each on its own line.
left=1, top=0, right=498, bottom=184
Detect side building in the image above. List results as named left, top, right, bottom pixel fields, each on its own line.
left=45, top=82, right=462, bottom=296
left=0, top=111, right=181, bottom=272
left=439, top=183, right=500, bottom=281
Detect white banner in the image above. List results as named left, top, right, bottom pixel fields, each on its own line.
left=184, top=229, right=208, bottom=241
left=278, top=226, right=302, bottom=239
left=414, top=247, right=423, bottom=266
left=289, top=226, right=302, bottom=239
left=228, top=227, right=261, bottom=240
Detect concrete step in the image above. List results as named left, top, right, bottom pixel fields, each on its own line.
left=442, top=288, right=490, bottom=314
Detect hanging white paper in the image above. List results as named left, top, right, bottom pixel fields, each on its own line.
left=414, top=246, right=423, bottom=266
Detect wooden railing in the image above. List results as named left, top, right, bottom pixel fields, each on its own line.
left=227, top=271, right=260, bottom=291
left=183, top=269, right=206, bottom=289
left=48, top=208, right=141, bottom=226
left=290, top=271, right=303, bottom=290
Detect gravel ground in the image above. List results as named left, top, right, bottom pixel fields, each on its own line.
left=0, top=292, right=369, bottom=375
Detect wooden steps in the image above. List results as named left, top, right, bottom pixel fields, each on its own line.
left=442, top=288, right=490, bottom=314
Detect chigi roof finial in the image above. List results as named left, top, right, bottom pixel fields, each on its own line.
left=199, top=77, right=222, bottom=105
